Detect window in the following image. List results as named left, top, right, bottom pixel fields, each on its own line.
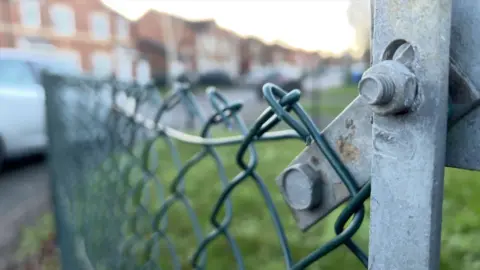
left=90, top=12, right=110, bottom=40
left=19, top=0, right=41, bottom=29
left=220, top=38, right=230, bottom=54
left=203, top=35, right=216, bottom=53
left=135, top=59, right=150, bottom=85
left=91, top=51, right=112, bottom=78
left=274, top=51, right=284, bottom=64
left=0, top=59, right=36, bottom=85
left=252, top=44, right=261, bottom=55
left=116, top=16, right=129, bottom=40
left=49, top=4, right=75, bottom=36
left=114, top=47, right=133, bottom=82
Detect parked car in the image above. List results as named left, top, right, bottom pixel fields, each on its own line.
left=254, top=69, right=303, bottom=100
left=197, top=70, right=234, bottom=87
left=0, top=48, right=85, bottom=170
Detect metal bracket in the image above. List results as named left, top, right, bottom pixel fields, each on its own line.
left=276, top=0, right=480, bottom=232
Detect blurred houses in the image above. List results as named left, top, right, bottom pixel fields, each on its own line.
left=0, top=0, right=153, bottom=84
left=135, top=10, right=196, bottom=84
left=0, top=0, right=349, bottom=88
left=190, top=19, right=241, bottom=79
left=240, top=36, right=266, bottom=74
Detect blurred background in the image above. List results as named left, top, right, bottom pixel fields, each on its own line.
left=0, top=0, right=379, bottom=269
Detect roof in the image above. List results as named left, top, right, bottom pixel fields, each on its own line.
left=139, top=9, right=193, bottom=25
left=246, top=36, right=264, bottom=44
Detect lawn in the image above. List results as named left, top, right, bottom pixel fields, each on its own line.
left=15, top=84, right=480, bottom=269
left=302, top=84, right=359, bottom=118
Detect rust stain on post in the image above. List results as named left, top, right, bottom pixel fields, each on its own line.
left=336, top=118, right=360, bottom=163
left=336, top=137, right=360, bottom=163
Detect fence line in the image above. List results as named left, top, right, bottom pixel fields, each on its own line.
left=43, top=71, right=370, bottom=269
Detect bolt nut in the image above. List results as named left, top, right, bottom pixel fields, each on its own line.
left=358, top=60, right=417, bottom=115
left=358, top=74, right=395, bottom=105
left=279, top=163, right=323, bottom=211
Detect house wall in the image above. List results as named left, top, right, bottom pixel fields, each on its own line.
left=195, top=25, right=240, bottom=78
left=0, top=0, right=147, bottom=82
left=135, top=11, right=196, bottom=79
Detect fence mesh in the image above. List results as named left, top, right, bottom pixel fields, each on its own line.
left=43, top=71, right=371, bottom=270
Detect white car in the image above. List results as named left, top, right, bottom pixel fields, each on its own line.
left=0, top=48, right=83, bottom=170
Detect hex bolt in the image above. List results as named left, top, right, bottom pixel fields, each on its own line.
left=357, top=60, right=418, bottom=115
left=280, top=164, right=323, bottom=211
left=358, top=73, right=395, bottom=105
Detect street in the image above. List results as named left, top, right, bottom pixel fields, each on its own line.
left=0, top=155, right=50, bottom=268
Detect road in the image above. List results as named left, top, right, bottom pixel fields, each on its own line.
left=0, top=155, right=50, bottom=268
left=0, top=86, right=337, bottom=267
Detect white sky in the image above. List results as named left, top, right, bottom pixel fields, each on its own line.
left=103, top=0, right=356, bottom=55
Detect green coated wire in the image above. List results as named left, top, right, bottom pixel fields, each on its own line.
left=47, top=73, right=375, bottom=270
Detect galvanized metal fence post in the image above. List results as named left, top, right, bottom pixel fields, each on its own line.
left=368, top=0, right=452, bottom=269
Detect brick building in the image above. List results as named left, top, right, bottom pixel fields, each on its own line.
left=294, top=49, right=322, bottom=72
left=190, top=19, right=241, bottom=78
left=0, top=1, right=322, bottom=84
left=0, top=0, right=150, bottom=84
left=240, top=36, right=268, bottom=75
left=135, top=10, right=196, bottom=80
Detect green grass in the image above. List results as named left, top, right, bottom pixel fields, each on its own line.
left=82, top=130, right=480, bottom=269
left=302, top=85, right=358, bottom=117
left=15, top=213, right=60, bottom=269
left=16, top=134, right=480, bottom=269
left=93, top=135, right=366, bottom=269
left=16, top=84, right=480, bottom=269
left=147, top=137, right=480, bottom=270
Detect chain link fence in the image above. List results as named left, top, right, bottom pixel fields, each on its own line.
left=43, top=71, right=370, bottom=270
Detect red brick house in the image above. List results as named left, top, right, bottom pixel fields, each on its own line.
left=294, top=49, right=308, bottom=69
left=0, top=0, right=150, bottom=83
left=270, top=43, right=292, bottom=66
left=307, top=51, right=322, bottom=70
left=0, top=0, right=15, bottom=48
left=239, top=36, right=268, bottom=74
left=293, top=49, right=322, bottom=71
left=135, top=10, right=196, bottom=80
left=189, top=19, right=241, bottom=78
